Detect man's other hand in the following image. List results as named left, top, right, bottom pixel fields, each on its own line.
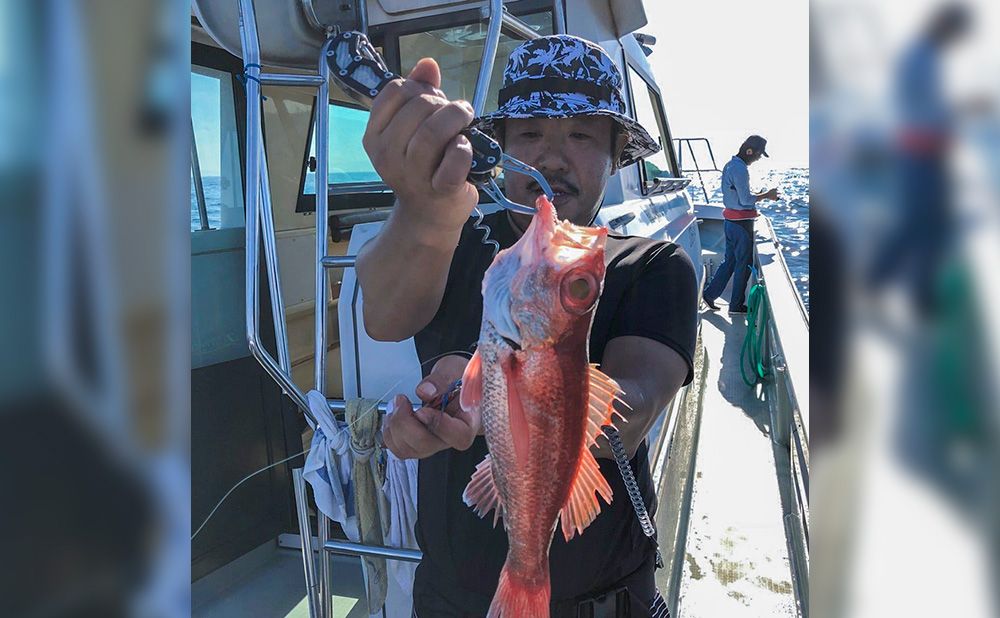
left=381, top=355, right=480, bottom=459
left=362, top=57, right=480, bottom=235
left=764, top=187, right=780, bottom=201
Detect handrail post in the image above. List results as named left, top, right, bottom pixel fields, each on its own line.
left=317, top=511, right=331, bottom=617
left=293, top=469, right=320, bottom=616
left=472, top=0, right=505, bottom=115
left=259, top=132, right=291, bottom=371
left=239, top=0, right=316, bottom=426
left=237, top=0, right=314, bottom=421
left=314, top=38, right=333, bottom=395
left=688, top=140, right=709, bottom=203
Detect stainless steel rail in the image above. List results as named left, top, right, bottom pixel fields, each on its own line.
left=317, top=511, right=331, bottom=616
left=293, top=469, right=320, bottom=616
left=237, top=0, right=313, bottom=419
left=325, top=540, right=423, bottom=563
left=314, top=40, right=333, bottom=396
left=472, top=0, right=505, bottom=115
left=326, top=398, right=391, bottom=414
left=260, top=73, right=327, bottom=86
left=320, top=255, right=357, bottom=268
left=238, top=3, right=333, bottom=613
left=258, top=136, right=292, bottom=373
left=673, top=137, right=721, bottom=203
left=501, top=8, right=541, bottom=40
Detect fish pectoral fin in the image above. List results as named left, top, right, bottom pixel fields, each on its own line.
left=586, top=365, right=629, bottom=448
left=462, top=454, right=504, bottom=528
left=460, top=349, right=483, bottom=412
left=502, top=353, right=531, bottom=463
left=559, top=448, right=613, bottom=541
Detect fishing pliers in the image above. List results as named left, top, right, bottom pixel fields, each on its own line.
left=326, top=31, right=552, bottom=215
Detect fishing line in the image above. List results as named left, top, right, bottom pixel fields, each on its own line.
left=192, top=447, right=311, bottom=540
left=192, top=349, right=475, bottom=540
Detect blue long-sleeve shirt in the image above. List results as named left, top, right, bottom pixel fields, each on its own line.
left=721, top=155, right=757, bottom=219
left=896, top=39, right=949, bottom=135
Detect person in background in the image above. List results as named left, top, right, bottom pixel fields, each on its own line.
left=701, top=135, right=779, bottom=313
left=866, top=2, right=970, bottom=318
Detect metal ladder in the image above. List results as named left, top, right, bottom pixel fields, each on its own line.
left=234, top=1, right=545, bottom=615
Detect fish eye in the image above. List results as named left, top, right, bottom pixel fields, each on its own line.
left=560, top=270, right=599, bottom=314
left=567, top=277, right=591, bottom=300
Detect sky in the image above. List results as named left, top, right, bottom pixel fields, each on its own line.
left=191, top=71, right=222, bottom=176
left=640, top=0, right=810, bottom=170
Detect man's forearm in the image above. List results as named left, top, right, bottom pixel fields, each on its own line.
left=591, top=337, right=689, bottom=461
left=592, top=377, right=662, bottom=461
left=355, top=203, right=464, bottom=341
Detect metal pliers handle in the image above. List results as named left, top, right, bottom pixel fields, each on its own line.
left=326, top=31, right=551, bottom=214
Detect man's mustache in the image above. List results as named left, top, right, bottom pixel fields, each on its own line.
left=527, top=176, right=579, bottom=195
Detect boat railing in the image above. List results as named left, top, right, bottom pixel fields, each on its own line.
left=673, top=136, right=722, bottom=203
left=751, top=218, right=810, bottom=613
left=234, top=0, right=541, bottom=615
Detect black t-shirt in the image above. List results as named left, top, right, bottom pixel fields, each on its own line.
left=412, top=211, right=697, bottom=613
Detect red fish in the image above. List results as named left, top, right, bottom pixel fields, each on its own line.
left=460, top=196, right=625, bottom=617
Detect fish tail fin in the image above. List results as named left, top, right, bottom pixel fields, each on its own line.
left=487, top=563, right=550, bottom=618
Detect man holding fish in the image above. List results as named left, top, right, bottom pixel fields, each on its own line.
left=357, top=35, right=697, bottom=617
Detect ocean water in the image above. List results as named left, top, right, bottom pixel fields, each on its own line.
left=191, top=176, right=225, bottom=231
left=193, top=168, right=810, bottom=309
left=685, top=168, right=810, bottom=311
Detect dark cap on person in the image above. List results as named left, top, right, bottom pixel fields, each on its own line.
left=740, top=135, right=769, bottom=158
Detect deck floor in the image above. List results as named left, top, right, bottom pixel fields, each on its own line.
left=193, top=543, right=369, bottom=618
left=676, top=307, right=798, bottom=617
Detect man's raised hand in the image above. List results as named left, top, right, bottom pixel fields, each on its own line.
left=362, top=58, right=480, bottom=236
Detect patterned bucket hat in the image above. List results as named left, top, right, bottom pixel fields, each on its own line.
left=475, top=34, right=661, bottom=168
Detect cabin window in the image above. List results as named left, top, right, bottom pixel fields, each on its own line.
left=301, top=102, right=381, bottom=194
left=191, top=65, right=244, bottom=231
left=191, top=57, right=249, bottom=368
left=396, top=9, right=553, bottom=114
left=626, top=65, right=680, bottom=193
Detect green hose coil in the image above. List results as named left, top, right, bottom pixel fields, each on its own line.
left=740, top=276, right=770, bottom=387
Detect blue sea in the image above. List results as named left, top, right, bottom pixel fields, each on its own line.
left=685, top=168, right=810, bottom=311
left=193, top=167, right=809, bottom=309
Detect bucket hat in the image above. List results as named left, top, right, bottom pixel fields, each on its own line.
left=475, top=35, right=661, bottom=168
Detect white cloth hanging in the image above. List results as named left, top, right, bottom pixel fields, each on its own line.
left=303, top=390, right=358, bottom=539
left=383, top=450, right=420, bottom=618
left=301, top=390, right=421, bottom=618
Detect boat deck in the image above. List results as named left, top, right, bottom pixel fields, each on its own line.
left=673, top=304, right=798, bottom=617
left=192, top=541, right=368, bottom=618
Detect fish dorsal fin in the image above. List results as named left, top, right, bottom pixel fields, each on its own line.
left=559, top=448, right=613, bottom=541
left=460, top=349, right=483, bottom=412
left=462, top=454, right=504, bottom=528
left=586, top=364, right=628, bottom=448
